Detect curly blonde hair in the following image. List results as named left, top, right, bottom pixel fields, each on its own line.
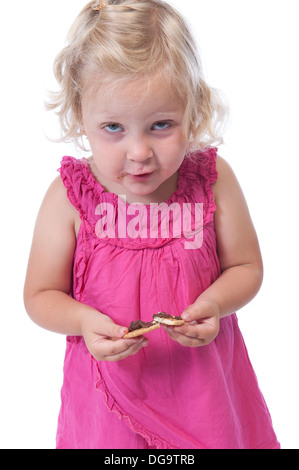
left=47, top=0, right=227, bottom=150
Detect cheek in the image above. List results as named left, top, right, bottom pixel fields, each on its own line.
left=158, top=132, right=186, bottom=154
left=164, top=138, right=187, bottom=165
left=92, top=148, right=124, bottom=177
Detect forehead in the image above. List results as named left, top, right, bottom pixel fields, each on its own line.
left=82, top=72, right=184, bottom=116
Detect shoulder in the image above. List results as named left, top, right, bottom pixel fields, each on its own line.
left=45, top=174, right=69, bottom=199
left=215, top=155, right=236, bottom=184
left=36, top=175, right=80, bottom=237
left=24, top=175, right=79, bottom=299
left=213, top=155, right=257, bottom=249
left=213, top=155, right=254, bottom=242
left=41, top=175, right=74, bottom=214
left=213, top=155, right=244, bottom=205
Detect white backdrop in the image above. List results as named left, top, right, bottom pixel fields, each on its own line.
left=0, top=0, right=298, bottom=449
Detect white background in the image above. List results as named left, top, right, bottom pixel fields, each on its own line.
left=0, top=0, right=298, bottom=449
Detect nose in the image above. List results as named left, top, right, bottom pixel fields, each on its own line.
left=126, top=134, right=153, bottom=162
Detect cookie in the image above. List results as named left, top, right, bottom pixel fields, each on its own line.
left=123, top=320, right=160, bottom=339
left=152, top=312, right=185, bottom=326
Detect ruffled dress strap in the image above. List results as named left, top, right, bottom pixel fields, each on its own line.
left=196, top=146, right=218, bottom=224
left=58, top=156, right=103, bottom=234
left=178, top=147, right=218, bottom=225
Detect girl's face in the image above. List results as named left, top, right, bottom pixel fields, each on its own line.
left=81, top=74, right=188, bottom=204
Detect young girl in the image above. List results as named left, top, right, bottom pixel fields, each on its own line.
left=24, top=0, right=280, bottom=449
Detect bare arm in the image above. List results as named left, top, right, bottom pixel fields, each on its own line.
left=197, top=156, right=263, bottom=316
left=23, top=176, right=147, bottom=360
left=24, top=176, right=82, bottom=334
left=164, top=156, right=263, bottom=346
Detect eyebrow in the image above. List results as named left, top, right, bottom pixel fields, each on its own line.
left=96, top=107, right=183, bottom=121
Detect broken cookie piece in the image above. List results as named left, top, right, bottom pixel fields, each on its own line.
left=123, top=320, right=160, bottom=339
left=153, top=312, right=185, bottom=326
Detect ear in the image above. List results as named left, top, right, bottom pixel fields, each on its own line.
left=78, top=120, right=88, bottom=137
left=77, top=111, right=86, bottom=136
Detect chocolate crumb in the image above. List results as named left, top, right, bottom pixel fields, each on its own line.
left=128, top=320, right=157, bottom=332
left=153, top=312, right=183, bottom=320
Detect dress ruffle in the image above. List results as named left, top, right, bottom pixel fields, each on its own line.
left=93, top=358, right=179, bottom=449
left=58, top=147, right=218, bottom=248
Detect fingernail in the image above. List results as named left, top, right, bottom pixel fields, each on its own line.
left=181, top=313, right=189, bottom=321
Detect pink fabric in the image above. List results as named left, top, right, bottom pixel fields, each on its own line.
left=56, top=148, right=280, bottom=449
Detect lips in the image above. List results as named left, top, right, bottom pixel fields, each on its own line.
left=128, top=172, right=154, bottom=180
left=131, top=172, right=152, bottom=177
left=117, top=169, right=156, bottom=182
left=118, top=169, right=155, bottom=179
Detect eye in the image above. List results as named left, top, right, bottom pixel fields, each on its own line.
left=103, top=123, right=123, bottom=133
left=152, top=121, right=172, bottom=131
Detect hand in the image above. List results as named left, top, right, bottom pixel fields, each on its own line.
left=79, top=308, right=148, bottom=361
left=162, top=300, right=220, bottom=347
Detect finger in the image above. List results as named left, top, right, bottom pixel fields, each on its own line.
left=182, top=300, right=220, bottom=324
left=95, top=313, right=128, bottom=339
left=162, top=325, right=205, bottom=347
left=164, top=322, right=201, bottom=338
left=170, top=322, right=197, bottom=336
left=184, top=320, right=218, bottom=342
left=94, top=336, right=138, bottom=357
left=102, top=337, right=148, bottom=361
left=196, top=321, right=219, bottom=342
left=181, top=303, right=208, bottom=323
left=162, top=323, right=216, bottom=347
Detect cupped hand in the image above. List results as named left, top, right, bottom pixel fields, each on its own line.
left=80, top=308, right=148, bottom=361
left=162, top=300, right=220, bottom=347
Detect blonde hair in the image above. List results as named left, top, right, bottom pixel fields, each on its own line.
left=47, top=0, right=228, bottom=150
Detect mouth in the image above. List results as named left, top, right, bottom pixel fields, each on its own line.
left=130, top=172, right=153, bottom=180
left=119, top=171, right=155, bottom=181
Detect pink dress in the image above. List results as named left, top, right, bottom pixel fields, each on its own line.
left=56, top=148, right=280, bottom=449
